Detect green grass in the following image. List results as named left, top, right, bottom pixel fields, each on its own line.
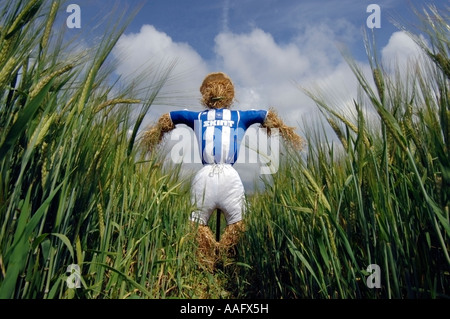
left=235, top=7, right=449, bottom=298
left=0, top=0, right=221, bottom=299
left=0, top=0, right=448, bottom=299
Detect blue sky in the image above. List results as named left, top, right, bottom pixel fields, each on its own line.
left=76, top=0, right=443, bottom=60
left=69, top=0, right=448, bottom=115
left=131, top=0, right=389, bottom=61
left=64, top=0, right=447, bottom=187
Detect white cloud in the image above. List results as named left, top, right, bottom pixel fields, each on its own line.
left=213, top=25, right=359, bottom=128
left=113, top=25, right=209, bottom=109
left=381, top=31, right=423, bottom=71
left=113, top=22, right=361, bottom=129
left=215, top=29, right=308, bottom=86
left=112, top=21, right=390, bottom=188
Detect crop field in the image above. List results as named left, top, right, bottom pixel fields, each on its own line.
left=0, top=0, right=448, bottom=299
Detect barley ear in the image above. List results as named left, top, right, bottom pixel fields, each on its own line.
left=95, top=98, right=141, bottom=113
left=40, top=1, right=59, bottom=50
left=373, top=68, right=384, bottom=102
left=29, top=64, right=74, bottom=99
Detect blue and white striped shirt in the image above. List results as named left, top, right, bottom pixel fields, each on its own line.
left=170, top=108, right=268, bottom=165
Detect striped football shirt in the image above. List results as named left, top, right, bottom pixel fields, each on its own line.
left=169, top=108, right=268, bottom=165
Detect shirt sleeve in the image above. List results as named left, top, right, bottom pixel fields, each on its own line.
left=239, top=110, right=268, bottom=128
left=169, top=110, right=200, bottom=130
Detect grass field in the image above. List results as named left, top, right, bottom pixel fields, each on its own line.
left=0, top=1, right=448, bottom=299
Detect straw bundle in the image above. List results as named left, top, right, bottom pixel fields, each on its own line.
left=262, top=108, right=305, bottom=150
left=141, top=113, right=175, bottom=151
left=218, top=221, right=245, bottom=258
left=158, top=112, right=175, bottom=133
left=200, top=72, right=235, bottom=109
left=192, top=223, right=218, bottom=271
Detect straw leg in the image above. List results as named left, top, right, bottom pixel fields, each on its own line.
left=190, top=222, right=218, bottom=271
left=218, top=220, right=245, bottom=259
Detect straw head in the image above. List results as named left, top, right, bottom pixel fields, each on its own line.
left=200, top=72, right=235, bottom=109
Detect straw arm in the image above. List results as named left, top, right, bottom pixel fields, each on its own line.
left=142, top=113, right=175, bottom=152
left=262, top=108, right=305, bottom=151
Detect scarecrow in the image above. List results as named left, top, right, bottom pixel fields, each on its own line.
left=144, top=72, right=303, bottom=269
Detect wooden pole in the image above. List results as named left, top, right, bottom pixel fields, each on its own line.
left=216, top=209, right=221, bottom=242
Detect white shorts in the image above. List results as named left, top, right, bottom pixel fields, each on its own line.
left=190, top=164, right=245, bottom=225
